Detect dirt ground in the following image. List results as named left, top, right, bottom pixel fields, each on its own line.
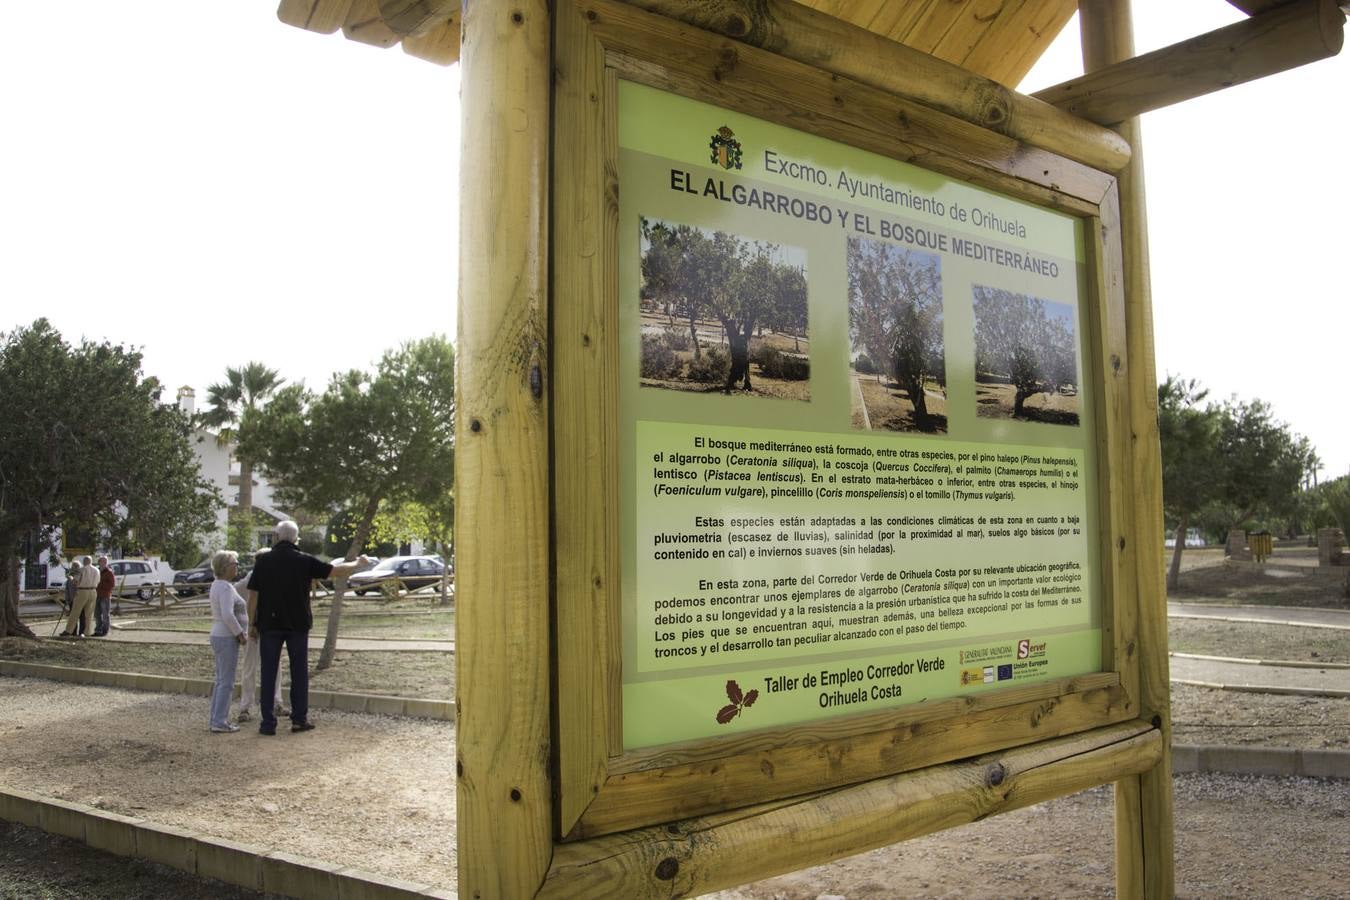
left=3, top=548, right=1348, bottom=897
left=2, top=650, right=1347, bottom=899
left=708, top=773, right=1350, bottom=899
left=975, top=381, right=1080, bottom=426
left=0, top=679, right=457, bottom=889
left=640, top=313, right=811, bottom=401
left=1170, top=557, right=1350, bottom=608
left=851, top=372, right=948, bottom=433
left=0, top=637, right=454, bottom=699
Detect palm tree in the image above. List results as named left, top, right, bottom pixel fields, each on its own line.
left=198, top=362, right=284, bottom=544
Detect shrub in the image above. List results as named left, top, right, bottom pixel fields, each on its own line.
left=687, top=345, right=730, bottom=383
left=662, top=327, right=691, bottom=352
left=853, top=353, right=879, bottom=375
left=756, top=346, right=810, bottom=381
left=640, top=332, right=682, bottom=379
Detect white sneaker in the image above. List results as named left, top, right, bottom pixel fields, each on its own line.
left=210, top=723, right=240, bottom=733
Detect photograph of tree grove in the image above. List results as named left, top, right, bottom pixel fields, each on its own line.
left=972, top=285, right=1080, bottom=426
left=847, top=237, right=947, bottom=434
left=639, top=216, right=810, bottom=400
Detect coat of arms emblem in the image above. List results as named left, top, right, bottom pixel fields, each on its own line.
left=709, top=125, right=743, bottom=170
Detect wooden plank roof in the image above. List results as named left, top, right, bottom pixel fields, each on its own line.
left=275, top=1, right=1338, bottom=112
left=276, top=0, right=1078, bottom=85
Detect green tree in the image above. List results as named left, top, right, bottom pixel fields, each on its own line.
left=1325, top=477, right=1350, bottom=546
left=323, top=508, right=399, bottom=560
left=713, top=239, right=771, bottom=393
left=848, top=238, right=944, bottom=428
left=640, top=218, right=683, bottom=331
left=0, top=320, right=220, bottom=638
left=641, top=222, right=809, bottom=392
left=251, top=336, right=455, bottom=668
left=370, top=493, right=455, bottom=604
left=973, top=287, right=1076, bottom=418
left=1212, top=397, right=1313, bottom=532
left=773, top=262, right=809, bottom=353
left=198, top=361, right=284, bottom=544
left=642, top=219, right=711, bottom=359
left=1158, top=378, right=1318, bottom=582
left=1158, top=376, right=1222, bottom=589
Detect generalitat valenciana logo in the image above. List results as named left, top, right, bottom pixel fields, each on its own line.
left=709, top=125, right=743, bottom=171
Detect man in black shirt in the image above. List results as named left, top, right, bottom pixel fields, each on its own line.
left=246, top=521, right=368, bottom=735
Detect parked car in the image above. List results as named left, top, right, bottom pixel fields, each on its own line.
left=174, top=554, right=254, bottom=597
left=1164, top=528, right=1206, bottom=549
left=108, top=558, right=173, bottom=601
left=347, top=555, right=448, bottom=596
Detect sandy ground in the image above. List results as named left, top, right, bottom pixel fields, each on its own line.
left=2, top=675, right=1347, bottom=897
left=0, top=679, right=457, bottom=890
left=975, top=381, right=1080, bottom=426
left=707, top=773, right=1350, bottom=899
left=851, top=372, right=948, bottom=433
left=3, top=549, right=1346, bottom=896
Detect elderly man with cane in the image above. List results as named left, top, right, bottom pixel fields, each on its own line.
left=246, top=521, right=369, bottom=735
left=59, top=557, right=99, bottom=637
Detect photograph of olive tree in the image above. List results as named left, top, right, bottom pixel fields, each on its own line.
left=972, top=285, right=1080, bottom=426
left=638, top=217, right=810, bottom=400
left=846, top=236, right=946, bottom=433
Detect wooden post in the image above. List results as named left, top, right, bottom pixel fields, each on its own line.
left=1077, top=3, right=1176, bottom=897
left=456, top=2, right=554, bottom=897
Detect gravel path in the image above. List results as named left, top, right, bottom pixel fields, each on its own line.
left=1171, top=602, right=1350, bottom=630
left=708, top=774, right=1350, bottom=899
left=5, top=674, right=1349, bottom=897
left=95, top=627, right=454, bottom=653
left=0, top=677, right=457, bottom=891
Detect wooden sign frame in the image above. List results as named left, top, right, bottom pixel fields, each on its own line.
left=555, top=0, right=1142, bottom=836
left=456, top=1, right=1172, bottom=896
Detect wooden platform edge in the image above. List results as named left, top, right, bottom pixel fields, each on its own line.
left=538, top=719, right=1162, bottom=898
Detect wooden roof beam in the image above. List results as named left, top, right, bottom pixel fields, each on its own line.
left=342, top=0, right=400, bottom=48
left=1227, top=0, right=1296, bottom=15
left=617, top=0, right=1131, bottom=173
left=1034, top=0, right=1345, bottom=125
left=378, top=0, right=456, bottom=37
left=401, top=13, right=461, bottom=66
left=277, top=0, right=354, bottom=35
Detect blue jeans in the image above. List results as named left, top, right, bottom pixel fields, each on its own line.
left=260, top=630, right=309, bottom=730
left=94, top=596, right=111, bottom=635
left=209, top=635, right=241, bottom=729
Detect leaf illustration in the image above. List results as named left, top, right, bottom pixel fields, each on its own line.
left=725, top=679, right=744, bottom=705
left=741, top=689, right=759, bottom=708
left=716, top=703, right=741, bottom=725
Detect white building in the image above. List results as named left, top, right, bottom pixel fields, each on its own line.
left=178, top=387, right=288, bottom=552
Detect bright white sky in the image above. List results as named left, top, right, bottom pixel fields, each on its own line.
left=1, top=2, right=1344, bottom=476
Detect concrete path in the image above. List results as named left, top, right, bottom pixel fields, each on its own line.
left=1167, top=602, right=1350, bottom=696
left=100, top=624, right=453, bottom=653
left=1169, top=602, right=1350, bottom=630
left=1170, top=653, right=1350, bottom=697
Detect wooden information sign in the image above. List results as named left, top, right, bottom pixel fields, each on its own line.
left=456, top=2, right=1173, bottom=896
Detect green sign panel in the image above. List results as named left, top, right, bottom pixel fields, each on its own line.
left=619, top=81, right=1101, bottom=749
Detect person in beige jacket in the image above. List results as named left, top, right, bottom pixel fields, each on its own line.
left=60, top=556, right=100, bottom=636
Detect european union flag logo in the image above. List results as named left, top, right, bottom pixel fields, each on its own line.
left=997, top=664, right=1013, bottom=681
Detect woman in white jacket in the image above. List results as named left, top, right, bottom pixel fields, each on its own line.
left=207, top=550, right=248, bottom=733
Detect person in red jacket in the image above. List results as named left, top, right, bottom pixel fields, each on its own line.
left=94, top=556, right=115, bottom=637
